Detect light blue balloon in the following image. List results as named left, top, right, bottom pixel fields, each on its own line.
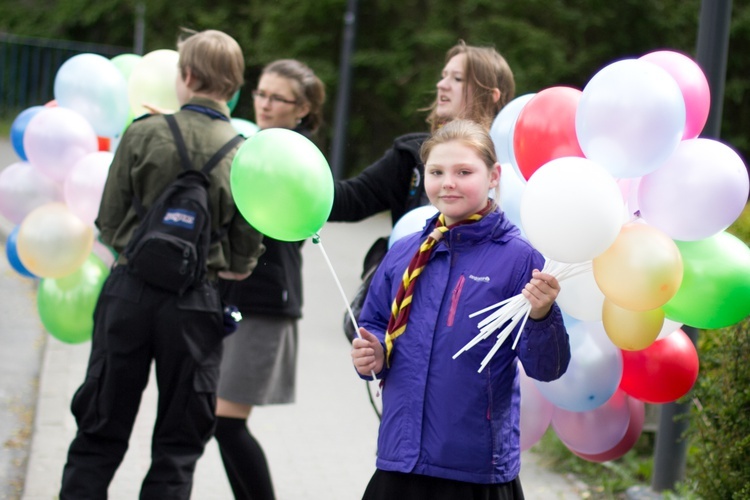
left=388, top=205, right=438, bottom=249
left=490, top=93, right=535, bottom=177
left=231, top=117, right=260, bottom=138
left=534, top=321, right=622, bottom=412
left=54, top=53, right=130, bottom=137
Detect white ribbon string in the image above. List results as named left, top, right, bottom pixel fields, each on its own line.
left=313, top=233, right=380, bottom=390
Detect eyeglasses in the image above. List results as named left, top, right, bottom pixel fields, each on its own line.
left=252, top=90, right=298, bottom=106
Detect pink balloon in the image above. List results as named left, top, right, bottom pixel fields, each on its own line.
left=63, top=151, right=114, bottom=226
left=23, top=107, right=99, bottom=183
left=640, top=50, right=710, bottom=140
left=552, top=389, right=632, bottom=455
left=518, top=363, right=554, bottom=451
left=0, top=161, right=63, bottom=224
left=570, top=395, right=645, bottom=462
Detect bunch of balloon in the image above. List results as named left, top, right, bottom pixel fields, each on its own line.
left=0, top=51, right=147, bottom=343
left=485, top=49, right=749, bottom=460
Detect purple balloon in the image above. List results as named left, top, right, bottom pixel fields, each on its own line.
left=638, top=138, right=749, bottom=241
left=23, top=107, right=98, bottom=183
left=0, top=161, right=64, bottom=224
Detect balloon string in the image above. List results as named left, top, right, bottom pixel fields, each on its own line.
left=313, top=233, right=380, bottom=393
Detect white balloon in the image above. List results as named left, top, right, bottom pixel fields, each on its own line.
left=576, top=59, right=685, bottom=178
left=656, top=318, right=682, bottom=341
left=388, top=205, right=439, bottom=249
left=128, top=49, right=180, bottom=117
left=520, top=157, right=624, bottom=263
left=556, top=263, right=604, bottom=321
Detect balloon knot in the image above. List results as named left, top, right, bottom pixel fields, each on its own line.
left=312, top=233, right=321, bottom=244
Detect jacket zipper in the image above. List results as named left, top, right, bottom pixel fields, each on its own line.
left=447, top=274, right=465, bottom=327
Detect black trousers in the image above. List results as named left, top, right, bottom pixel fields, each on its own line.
left=60, top=266, right=224, bottom=500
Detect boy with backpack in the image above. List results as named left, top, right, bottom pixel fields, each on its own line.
left=59, top=29, right=264, bottom=499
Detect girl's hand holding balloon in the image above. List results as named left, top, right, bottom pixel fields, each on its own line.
left=523, top=269, right=560, bottom=320
left=351, top=327, right=384, bottom=378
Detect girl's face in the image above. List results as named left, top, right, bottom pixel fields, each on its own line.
left=253, top=72, right=310, bottom=130
left=435, top=53, right=468, bottom=120
left=424, top=140, right=499, bottom=226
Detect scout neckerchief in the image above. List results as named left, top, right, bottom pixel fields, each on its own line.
left=384, top=200, right=495, bottom=366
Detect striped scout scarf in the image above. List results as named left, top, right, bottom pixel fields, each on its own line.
left=384, top=200, right=495, bottom=366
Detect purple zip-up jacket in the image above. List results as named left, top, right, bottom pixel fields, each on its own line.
left=358, top=208, right=570, bottom=484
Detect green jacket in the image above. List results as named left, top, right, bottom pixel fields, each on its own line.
left=96, top=97, right=264, bottom=276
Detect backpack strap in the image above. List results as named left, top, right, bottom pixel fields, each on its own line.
left=165, top=114, right=193, bottom=172
left=203, top=134, right=244, bottom=242
left=201, top=134, right=244, bottom=175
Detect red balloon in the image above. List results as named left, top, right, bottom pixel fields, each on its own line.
left=512, top=86, right=585, bottom=180
left=571, top=395, right=645, bottom=463
left=619, top=328, right=699, bottom=403
left=97, top=136, right=111, bottom=152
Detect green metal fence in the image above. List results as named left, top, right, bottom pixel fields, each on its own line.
left=0, top=33, right=130, bottom=119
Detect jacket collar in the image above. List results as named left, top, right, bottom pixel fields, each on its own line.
left=182, top=97, right=231, bottom=121
left=421, top=208, right=521, bottom=248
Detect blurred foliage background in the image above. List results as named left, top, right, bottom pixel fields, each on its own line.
left=0, top=1, right=747, bottom=179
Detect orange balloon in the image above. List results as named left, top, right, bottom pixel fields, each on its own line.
left=602, top=299, right=664, bottom=351
left=593, top=222, right=683, bottom=311
left=17, top=202, right=94, bottom=278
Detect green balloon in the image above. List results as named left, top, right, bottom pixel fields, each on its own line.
left=110, top=53, right=142, bottom=81
left=37, top=253, right=110, bottom=344
left=228, top=90, right=240, bottom=114
left=663, top=232, right=750, bottom=329
left=230, top=128, right=333, bottom=242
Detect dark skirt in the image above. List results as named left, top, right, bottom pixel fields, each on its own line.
left=362, top=469, right=525, bottom=500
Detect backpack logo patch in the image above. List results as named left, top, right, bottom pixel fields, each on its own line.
left=163, top=208, right=197, bottom=229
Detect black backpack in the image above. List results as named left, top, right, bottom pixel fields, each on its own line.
left=123, top=114, right=244, bottom=295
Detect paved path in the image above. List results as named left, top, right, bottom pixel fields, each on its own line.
left=1, top=134, right=584, bottom=498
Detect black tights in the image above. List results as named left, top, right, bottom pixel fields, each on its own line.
left=214, top=416, right=276, bottom=500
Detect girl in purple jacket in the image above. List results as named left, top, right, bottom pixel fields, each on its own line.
left=351, top=119, right=570, bottom=500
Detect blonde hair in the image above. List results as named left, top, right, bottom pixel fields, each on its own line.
left=426, top=41, right=515, bottom=132
left=177, top=29, right=245, bottom=102
left=420, top=119, right=500, bottom=199
left=262, top=59, right=326, bottom=134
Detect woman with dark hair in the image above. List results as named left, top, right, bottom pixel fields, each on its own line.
left=214, top=59, right=326, bottom=500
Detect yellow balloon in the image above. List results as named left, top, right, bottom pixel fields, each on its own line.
left=602, top=299, right=664, bottom=351
left=593, top=222, right=683, bottom=311
left=127, top=49, right=180, bottom=117
left=17, top=202, right=94, bottom=278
